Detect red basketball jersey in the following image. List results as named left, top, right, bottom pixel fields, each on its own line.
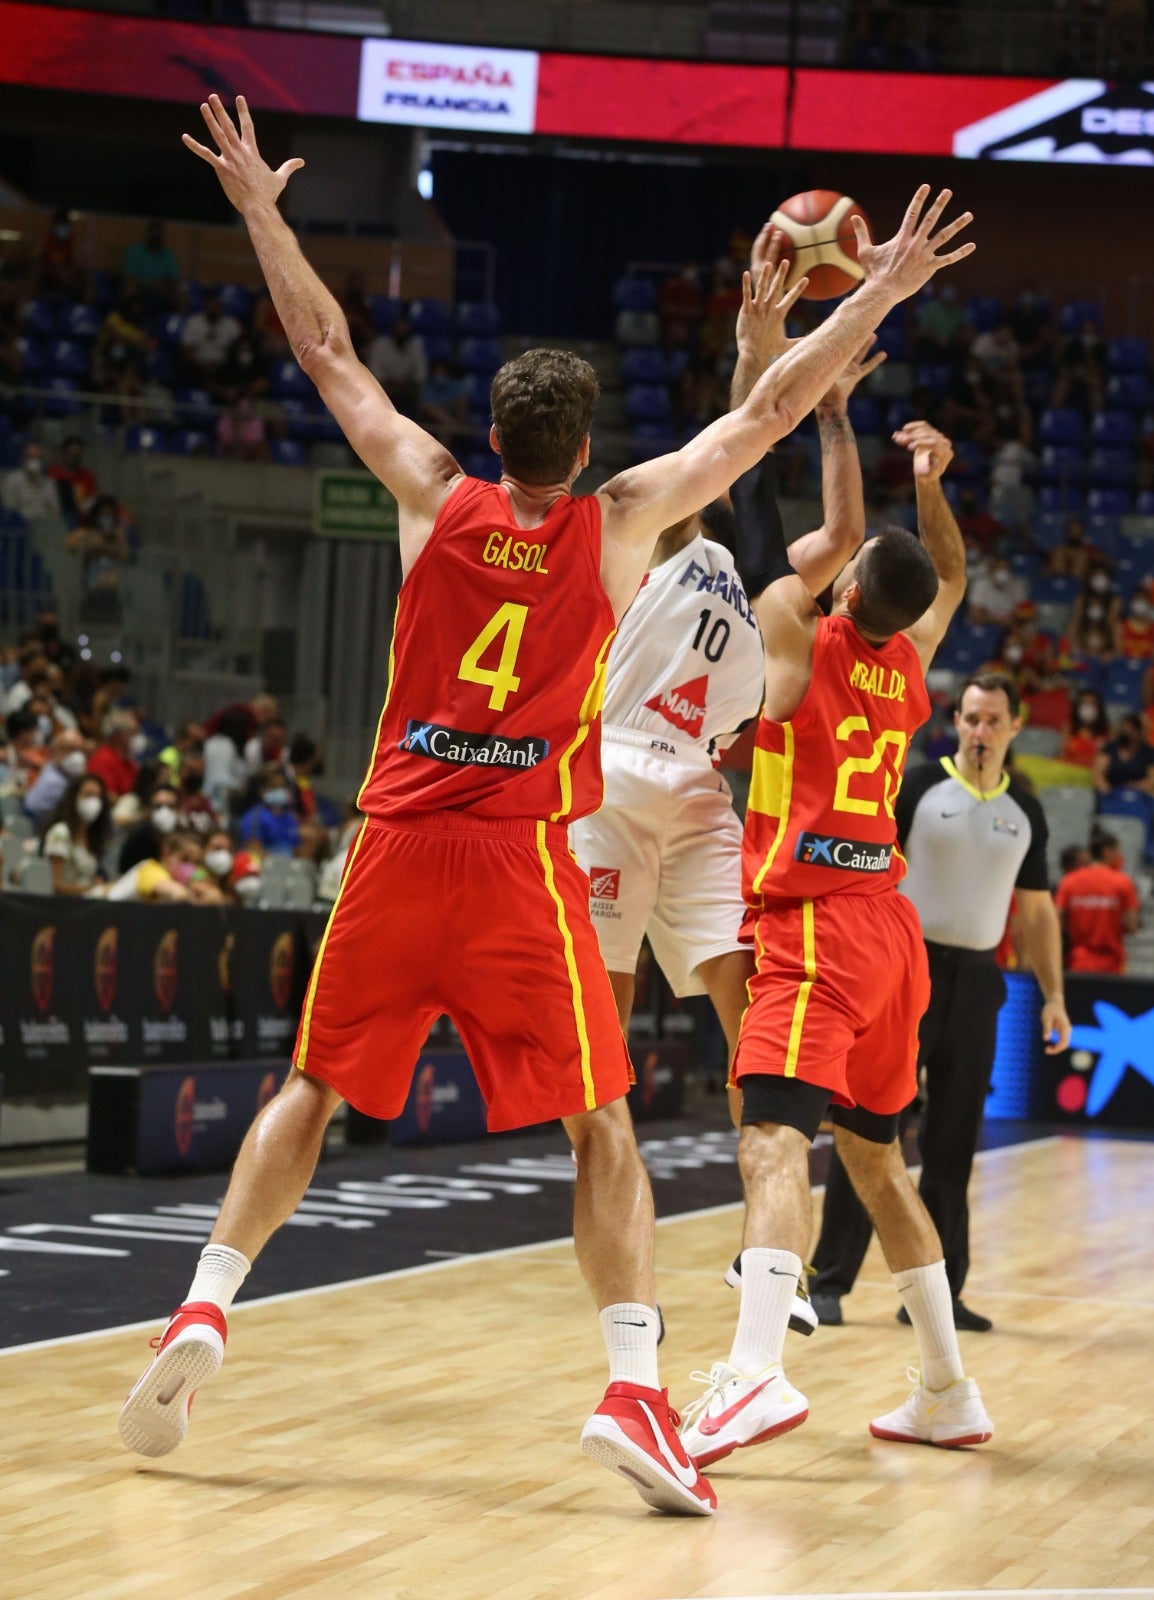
left=744, top=613, right=930, bottom=906
left=358, top=477, right=616, bottom=823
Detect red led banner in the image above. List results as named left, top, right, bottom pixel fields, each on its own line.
left=535, top=55, right=789, bottom=147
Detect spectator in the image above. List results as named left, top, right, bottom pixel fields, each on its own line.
left=339, top=270, right=376, bottom=354
left=1069, top=564, right=1123, bottom=659
left=32, top=609, right=78, bottom=676
left=1094, top=711, right=1154, bottom=798
left=2, top=644, right=49, bottom=716
left=941, top=360, right=992, bottom=446
left=201, top=827, right=238, bottom=901
left=1120, top=591, right=1154, bottom=660
left=94, top=294, right=150, bottom=399
left=419, top=357, right=471, bottom=446
left=1007, top=283, right=1055, bottom=369
left=367, top=311, right=426, bottom=418
left=176, top=753, right=217, bottom=835
left=1051, top=318, right=1106, bottom=417
left=217, top=398, right=269, bottom=462
left=1062, top=688, right=1112, bottom=768
left=87, top=709, right=140, bottom=799
left=107, top=829, right=223, bottom=904
left=968, top=554, right=1028, bottom=625
left=5, top=708, right=47, bottom=790
left=36, top=207, right=83, bottom=300
left=1059, top=842, right=1092, bottom=876
left=316, top=802, right=361, bottom=902
left=203, top=706, right=251, bottom=814
left=3, top=442, right=63, bottom=522
left=122, top=219, right=180, bottom=304
left=48, top=435, right=99, bottom=523
left=180, top=288, right=242, bottom=391
left=158, top=720, right=206, bottom=783
left=971, top=321, right=1022, bottom=388
left=658, top=264, right=704, bottom=327
left=913, top=282, right=972, bottom=362
left=117, top=780, right=181, bottom=874
left=240, top=765, right=301, bottom=856
left=66, top=494, right=132, bottom=607
left=243, top=715, right=286, bottom=776
left=23, top=726, right=89, bottom=824
left=41, top=774, right=110, bottom=896
left=1047, top=515, right=1113, bottom=581
left=217, top=330, right=269, bottom=405
left=987, top=438, right=1037, bottom=530
left=1055, top=831, right=1140, bottom=973
left=956, top=487, right=1007, bottom=554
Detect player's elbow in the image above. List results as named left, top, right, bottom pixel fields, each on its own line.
left=760, top=396, right=799, bottom=448
left=297, top=322, right=353, bottom=379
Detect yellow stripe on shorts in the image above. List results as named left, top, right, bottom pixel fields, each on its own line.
left=296, top=820, right=368, bottom=1072
left=783, top=898, right=817, bottom=1079
left=536, top=820, right=596, bottom=1110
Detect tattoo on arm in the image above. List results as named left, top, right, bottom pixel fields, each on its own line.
left=817, top=410, right=853, bottom=451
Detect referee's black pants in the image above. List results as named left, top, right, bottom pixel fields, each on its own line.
left=812, top=942, right=1006, bottom=1301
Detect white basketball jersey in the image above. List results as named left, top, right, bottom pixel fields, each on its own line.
left=601, top=532, right=764, bottom=759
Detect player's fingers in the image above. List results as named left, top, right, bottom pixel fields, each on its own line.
left=182, top=133, right=223, bottom=169
left=741, top=270, right=753, bottom=314
left=757, top=261, right=777, bottom=303
left=934, top=241, right=978, bottom=266
left=930, top=209, right=974, bottom=248
left=775, top=276, right=807, bottom=316
left=899, top=182, right=932, bottom=235
left=236, top=93, right=255, bottom=142
left=767, top=259, right=790, bottom=305
left=199, top=98, right=234, bottom=151
left=917, top=186, right=953, bottom=238
left=276, top=158, right=306, bottom=183
left=850, top=214, right=872, bottom=251
left=860, top=350, right=888, bottom=376
left=205, top=94, right=240, bottom=149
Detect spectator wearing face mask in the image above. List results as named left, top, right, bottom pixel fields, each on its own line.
left=1055, top=831, right=1140, bottom=975
left=367, top=311, right=427, bottom=418
left=3, top=443, right=63, bottom=522
left=36, top=207, right=84, bottom=300
left=967, top=556, right=1028, bottom=626
left=176, top=754, right=218, bottom=835
left=1095, top=713, right=1154, bottom=801
left=2, top=645, right=50, bottom=716
left=242, top=715, right=286, bottom=778
left=158, top=720, right=206, bottom=784
left=41, top=773, right=110, bottom=896
left=107, top=830, right=223, bottom=904
left=201, top=828, right=238, bottom=902
left=5, top=708, right=48, bottom=791
left=87, top=710, right=141, bottom=799
left=203, top=707, right=251, bottom=816
left=1120, top=592, right=1154, bottom=660
left=240, top=766, right=301, bottom=856
left=1062, top=690, right=1112, bottom=768
left=66, top=495, right=133, bottom=608
left=117, top=781, right=182, bottom=874
left=23, top=727, right=89, bottom=823
left=1046, top=516, right=1113, bottom=583
left=179, top=289, right=242, bottom=392
left=913, top=282, right=972, bottom=363
left=1051, top=318, right=1106, bottom=419
left=1069, top=565, right=1122, bottom=661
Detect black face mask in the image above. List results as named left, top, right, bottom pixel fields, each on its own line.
left=182, top=771, right=205, bottom=794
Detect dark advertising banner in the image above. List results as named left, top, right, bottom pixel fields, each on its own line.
left=88, top=1059, right=282, bottom=1175
left=230, top=909, right=307, bottom=1060
left=388, top=1049, right=489, bottom=1146
left=0, top=895, right=89, bottom=1100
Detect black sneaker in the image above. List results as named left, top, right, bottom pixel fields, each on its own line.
left=810, top=1291, right=843, bottom=1326
left=896, top=1299, right=993, bottom=1332
left=724, top=1253, right=819, bottom=1335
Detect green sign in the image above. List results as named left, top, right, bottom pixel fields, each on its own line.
left=314, top=471, right=399, bottom=540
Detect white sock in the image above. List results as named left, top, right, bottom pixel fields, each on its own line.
left=600, top=1303, right=661, bottom=1390
left=728, top=1248, right=800, bottom=1374
left=895, top=1261, right=965, bottom=1392
left=187, top=1244, right=251, bottom=1313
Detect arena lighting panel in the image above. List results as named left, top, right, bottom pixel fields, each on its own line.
left=3, top=0, right=1153, bottom=165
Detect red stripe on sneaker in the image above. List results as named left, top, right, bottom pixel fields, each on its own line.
left=696, top=1376, right=774, bottom=1437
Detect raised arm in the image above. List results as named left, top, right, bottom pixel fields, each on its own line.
left=595, top=185, right=974, bottom=616
left=183, top=96, right=461, bottom=567
left=898, top=421, right=968, bottom=672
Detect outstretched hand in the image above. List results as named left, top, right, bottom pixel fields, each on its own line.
left=853, top=184, right=975, bottom=302
left=183, top=94, right=305, bottom=214
left=735, top=256, right=808, bottom=371
left=819, top=336, right=887, bottom=412
left=893, top=419, right=954, bottom=482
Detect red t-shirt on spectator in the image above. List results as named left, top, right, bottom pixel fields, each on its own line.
left=1120, top=619, right=1154, bottom=660
left=1055, top=862, right=1139, bottom=974
left=1060, top=730, right=1101, bottom=768
left=88, top=744, right=139, bottom=798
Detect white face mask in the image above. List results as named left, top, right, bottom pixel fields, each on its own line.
left=37, top=715, right=54, bottom=740
left=235, top=874, right=262, bottom=902
left=992, top=570, right=1011, bottom=589
left=25, top=457, right=43, bottom=476
left=1132, top=600, right=1151, bottom=622
left=205, top=848, right=234, bottom=879
left=1077, top=703, right=1098, bottom=725
left=60, top=750, right=87, bottom=777
left=151, top=805, right=178, bottom=834
left=1087, top=602, right=1105, bottom=623
left=129, top=731, right=148, bottom=758
left=77, top=794, right=103, bottom=823
left=1090, top=574, right=1111, bottom=594
left=1003, top=643, right=1023, bottom=665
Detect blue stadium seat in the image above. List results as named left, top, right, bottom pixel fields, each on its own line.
left=847, top=395, right=882, bottom=435
left=465, top=374, right=492, bottom=412
left=42, top=377, right=82, bottom=417
left=1059, top=300, right=1103, bottom=334
left=1106, top=336, right=1148, bottom=373
left=176, top=387, right=214, bottom=416
left=409, top=299, right=452, bottom=336
left=950, top=439, right=987, bottom=478
left=145, top=348, right=175, bottom=386
left=89, top=270, right=117, bottom=308
left=462, top=449, right=501, bottom=483
left=1034, top=574, right=1081, bottom=605
left=455, top=302, right=501, bottom=338
left=217, top=283, right=253, bottom=321
left=169, top=429, right=212, bottom=456
left=58, top=302, right=101, bottom=340
left=124, top=425, right=170, bottom=454
left=1039, top=445, right=1084, bottom=484
left=1023, top=370, right=1054, bottom=408
left=1009, top=551, right=1041, bottom=581
left=1104, top=658, right=1148, bottom=706
left=179, top=280, right=205, bottom=312
left=624, top=385, right=673, bottom=424
left=1030, top=511, right=1070, bottom=551
left=457, top=337, right=502, bottom=375
left=1096, top=788, right=1154, bottom=859
left=612, top=276, right=658, bottom=313
left=885, top=399, right=916, bottom=432
left=913, top=364, right=952, bottom=397
left=47, top=338, right=89, bottom=378
left=157, top=311, right=186, bottom=346
left=20, top=300, right=55, bottom=337
left=1038, top=485, right=1084, bottom=514
left=368, top=296, right=402, bottom=333
left=277, top=399, right=314, bottom=440
left=268, top=360, right=313, bottom=400
left=1087, top=487, right=1133, bottom=516
left=621, top=347, right=668, bottom=385
left=15, top=337, right=44, bottom=376
left=875, top=324, right=908, bottom=361
left=1038, top=408, right=1084, bottom=446
left=1089, top=449, right=1136, bottom=488
left=1107, top=373, right=1150, bottom=410
left=1090, top=410, right=1137, bottom=448
left=967, top=295, right=1003, bottom=333
left=1086, top=514, right=1121, bottom=557
left=271, top=438, right=308, bottom=467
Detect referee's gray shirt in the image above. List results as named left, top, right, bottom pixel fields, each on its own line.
left=896, top=755, right=1050, bottom=951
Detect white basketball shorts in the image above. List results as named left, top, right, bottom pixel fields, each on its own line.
left=569, top=726, right=747, bottom=997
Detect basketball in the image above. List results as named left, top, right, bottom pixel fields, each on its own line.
left=769, top=190, right=872, bottom=301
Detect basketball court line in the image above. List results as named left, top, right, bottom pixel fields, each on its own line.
left=0, top=1133, right=1064, bottom=1359
left=655, top=1592, right=1154, bottom=1600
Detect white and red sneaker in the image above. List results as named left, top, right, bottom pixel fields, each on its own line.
left=580, top=1382, right=717, bottom=1515
left=870, top=1370, right=993, bottom=1448
left=678, top=1361, right=809, bottom=1467
left=118, top=1301, right=228, bottom=1458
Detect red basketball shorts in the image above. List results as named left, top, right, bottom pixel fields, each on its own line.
left=293, top=812, right=632, bottom=1131
left=733, top=888, right=930, bottom=1116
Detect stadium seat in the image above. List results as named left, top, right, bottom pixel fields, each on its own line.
left=368, top=295, right=402, bottom=333
left=612, top=276, right=658, bottom=313
left=1034, top=574, right=1080, bottom=605
left=1087, top=487, right=1133, bottom=516
left=47, top=338, right=88, bottom=378
left=465, top=374, right=492, bottom=412
left=1038, top=408, right=1084, bottom=446
left=847, top=395, right=882, bottom=435
left=1015, top=726, right=1063, bottom=758
left=1009, top=551, right=1041, bottom=581
left=15, top=336, right=44, bottom=377
left=1089, top=449, right=1137, bottom=489
left=422, top=334, right=455, bottom=366
left=168, top=429, right=212, bottom=456
left=58, top=302, right=101, bottom=340
left=42, top=377, right=82, bottom=417
left=1039, top=445, right=1084, bottom=484
left=965, top=623, right=1003, bottom=662
left=157, top=311, right=186, bottom=346
left=217, top=283, right=253, bottom=321
left=1041, top=786, right=1097, bottom=878
left=621, top=347, right=668, bottom=385
left=457, top=337, right=502, bottom=375
left=124, top=425, right=170, bottom=454
left=180, top=572, right=212, bottom=639
left=179, top=280, right=204, bottom=312
left=1103, top=658, right=1148, bottom=706
left=1058, top=300, right=1103, bottom=334
left=271, top=438, right=308, bottom=467
left=1106, top=337, right=1148, bottom=373
left=1086, top=513, right=1121, bottom=557
left=1030, top=511, right=1070, bottom=551
left=20, top=300, right=55, bottom=337
left=913, top=364, right=952, bottom=397
left=624, top=385, right=673, bottom=424
left=176, top=387, right=214, bottom=416
left=462, top=448, right=501, bottom=482
left=875, top=324, right=908, bottom=361
left=614, top=310, right=660, bottom=347
left=409, top=299, right=452, bottom=336
left=967, top=295, right=1003, bottom=333
left=1038, top=485, right=1084, bottom=514
left=1136, top=491, right=1154, bottom=516
left=950, top=439, right=987, bottom=479
left=1107, top=373, right=1151, bottom=410
left=1091, top=410, right=1138, bottom=448
left=1097, top=790, right=1154, bottom=865
left=455, top=302, right=501, bottom=338
left=268, top=360, right=312, bottom=400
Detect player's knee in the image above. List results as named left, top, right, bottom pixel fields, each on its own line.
left=565, top=1096, right=639, bottom=1169
left=835, top=1124, right=904, bottom=1201
left=737, top=1120, right=809, bottom=1191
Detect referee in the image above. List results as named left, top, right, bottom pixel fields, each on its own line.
left=810, top=670, right=1073, bottom=1331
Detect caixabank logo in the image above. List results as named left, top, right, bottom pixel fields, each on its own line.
left=955, top=80, right=1154, bottom=164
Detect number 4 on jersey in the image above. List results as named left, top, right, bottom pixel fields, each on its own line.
left=458, top=602, right=529, bottom=710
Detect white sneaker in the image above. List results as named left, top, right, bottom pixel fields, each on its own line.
left=870, top=1369, right=993, bottom=1448
left=723, top=1254, right=819, bottom=1336
left=679, top=1361, right=809, bottom=1467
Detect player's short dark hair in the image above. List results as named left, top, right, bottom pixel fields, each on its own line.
left=490, top=349, right=599, bottom=485
left=957, top=670, right=1021, bottom=718
left=852, top=527, right=939, bottom=638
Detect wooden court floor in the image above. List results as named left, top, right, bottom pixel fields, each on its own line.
left=2, top=1136, right=1153, bottom=1600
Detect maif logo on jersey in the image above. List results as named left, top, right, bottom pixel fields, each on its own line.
left=645, top=675, right=708, bottom=739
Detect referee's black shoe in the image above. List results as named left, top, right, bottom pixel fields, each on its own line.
left=897, top=1299, right=993, bottom=1333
